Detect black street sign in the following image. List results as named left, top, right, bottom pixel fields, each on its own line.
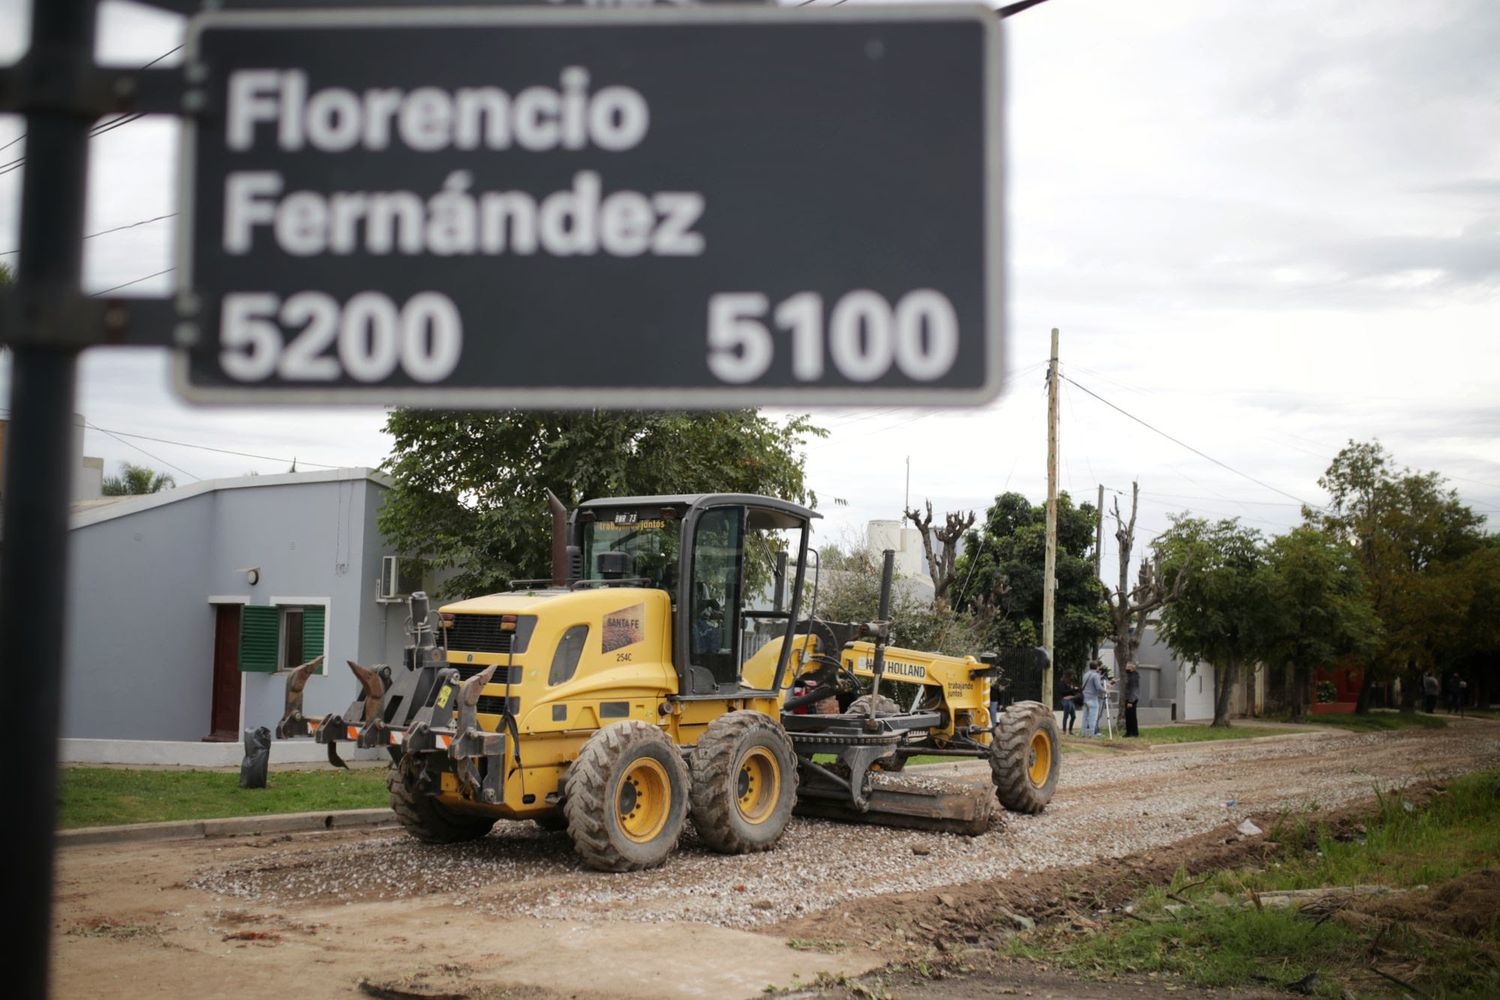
left=177, top=6, right=1004, bottom=406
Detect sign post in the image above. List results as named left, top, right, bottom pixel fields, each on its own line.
left=177, top=6, right=1004, bottom=406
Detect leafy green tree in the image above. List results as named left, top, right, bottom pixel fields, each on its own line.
left=1451, top=538, right=1500, bottom=708
left=812, top=543, right=984, bottom=657
left=1306, top=441, right=1485, bottom=711
left=1154, top=517, right=1271, bottom=728
left=379, top=409, right=823, bottom=598
left=1261, top=525, right=1380, bottom=721
left=951, top=491, right=1110, bottom=678
left=101, top=462, right=175, bottom=496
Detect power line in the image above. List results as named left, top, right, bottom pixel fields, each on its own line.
left=0, top=44, right=184, bottom=175
left=87, top=427, right=343, bottom=470
left=1, top=212, right=176, bottom=257
left=0, top=408, right=354, bottom=473
left=86, top=423, right=200, bottom=483
left=91, top=267, right=173, bottom=296
left=1061, top=372, right=1320, bottom=509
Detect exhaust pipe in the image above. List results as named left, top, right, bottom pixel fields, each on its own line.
left=546, top=489, right=569, bottom=587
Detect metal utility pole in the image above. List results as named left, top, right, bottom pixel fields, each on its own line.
left=1042, top=328, right=1059, bottom=709
left=2, top=2, right=93, bottom=997
left=903, top=455, right=910, bottom=523
left=1094, top=483, right=1105, bottom=581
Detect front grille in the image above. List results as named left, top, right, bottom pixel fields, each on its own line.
left=477, top=695, right=521, bottom=716
left=445, top=614, right=536, bottom=654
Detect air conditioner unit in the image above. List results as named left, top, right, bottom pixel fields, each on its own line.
left=379, top=556, right=422, bottom=601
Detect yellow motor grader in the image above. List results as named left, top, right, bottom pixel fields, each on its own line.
left=280, top=493, right=1059, bottom=871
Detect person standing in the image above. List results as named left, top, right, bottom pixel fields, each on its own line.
left=1081, top=660, right=1105, bottom=737
left=1122, top=661, right=1141, bottom=737
left=1058, top=674, right=1081, bottom=735
left=1422, top=670, right=1440, bottom=713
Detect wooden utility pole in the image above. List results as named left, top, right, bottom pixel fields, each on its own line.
left=1042, top=328, right=1059, bottom=709
left=1093, top=482, right=1104, bottom=658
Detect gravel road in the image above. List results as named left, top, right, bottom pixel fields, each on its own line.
left=188, top=720, right=1500, bottom=929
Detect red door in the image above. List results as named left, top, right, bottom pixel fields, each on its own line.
left=207, top=604, right=242, bottom=741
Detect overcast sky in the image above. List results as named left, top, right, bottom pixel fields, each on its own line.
left=2, top=0, right=1497, bottom=584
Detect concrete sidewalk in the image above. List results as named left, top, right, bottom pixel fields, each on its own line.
left=59, top=807, right=398, bottom=847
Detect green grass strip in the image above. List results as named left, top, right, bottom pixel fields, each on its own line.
left=58, top=765, right=389, bottom=829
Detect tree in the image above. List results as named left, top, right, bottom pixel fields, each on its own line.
left=379, top=409, right=824, bottom=598
left=903, top=499, right=975, bottom=602
left=1105, top=481, right=1190, bottom=668
left=952, top=491, right=1110, bottom=678
left=1154, top=517, right=1271, bottom=727
left=813, top=543, right=984, bottom=657
left=1261, top=525, right=1380, bottom=722
left=101, top=462, right=175, bottom=496
left=1307, top=441, right=1486, bottom=712
left=1452, top=538, right=1500, bottom=709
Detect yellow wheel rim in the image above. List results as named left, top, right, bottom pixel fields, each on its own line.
left=1027, top=729, right=1053, bottom=787
left=617, top=758, right=671, bottom=843
left=736, top=747, right=780, bottom=825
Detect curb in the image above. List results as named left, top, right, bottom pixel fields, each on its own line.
left=1144, top=730, right=1326, bottom=751
left=58, top=807, right=399, bottom=847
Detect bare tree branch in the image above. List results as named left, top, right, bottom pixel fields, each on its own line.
left=1104, top=481, right=1190, bottom=664
left=904, top=500, right=974, bottom=601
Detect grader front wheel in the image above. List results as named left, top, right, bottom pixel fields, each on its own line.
left=565, top=720, right=691, bottom=872
left=689, top=711, right=798, bottom=854
left=991, top=701, right=1060, bottom=814
left=387, top=757, right=496, bottom=844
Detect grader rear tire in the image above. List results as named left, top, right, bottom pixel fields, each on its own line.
left=387, top=758, right=496, bottom=844
left=689, top=711, right=798, bottom=854
left=565, top=721, right=691, bottom=872
left=991, top=700, right=1060, bottom=814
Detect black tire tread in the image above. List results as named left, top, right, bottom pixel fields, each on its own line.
left=689, top=710, right=799, bottom=855
left=386, top=757, right=495, bottom=844
left=990, top=700, right=1060, bottom=814
left=564, top=720, right=689, bottom=872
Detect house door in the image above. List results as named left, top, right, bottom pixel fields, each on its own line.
left=208, top=603, right=242, bottom=741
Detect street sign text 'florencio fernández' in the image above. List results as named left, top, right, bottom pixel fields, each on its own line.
left=178, top=6, right=1004, bottom=406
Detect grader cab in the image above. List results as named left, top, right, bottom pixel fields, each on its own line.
left=282, top=493, right=1059, bottom=871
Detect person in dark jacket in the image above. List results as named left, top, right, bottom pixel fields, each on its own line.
left=1122, top=661, right=1141, bottom=737
left=1058, top=675, right=1081, bottom=735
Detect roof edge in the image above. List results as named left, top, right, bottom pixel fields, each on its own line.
left=69, top=467, right=390, bottom=530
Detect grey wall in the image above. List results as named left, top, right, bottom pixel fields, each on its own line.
left=64, top=492, right=215, bottom=740
left=63, top=472, right=410, bottom=741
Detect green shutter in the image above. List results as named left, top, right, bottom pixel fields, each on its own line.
left=239, top=605, right=280, bottom=673
left=302, top=605, right=326, bottom=673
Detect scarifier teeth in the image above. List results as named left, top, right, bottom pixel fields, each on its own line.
left=458, top=664, right=499, bottom=707
left=288, top=655, right=324, bottom=692
left=347, top=660, right=385, bottom=700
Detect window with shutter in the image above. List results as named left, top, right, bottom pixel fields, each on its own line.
left=239, top=605, right=281, bottom=672
left=301, top=605, right=326, bottom=669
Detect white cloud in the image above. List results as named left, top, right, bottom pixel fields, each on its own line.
left=2, top=0, right=1496, bottom=575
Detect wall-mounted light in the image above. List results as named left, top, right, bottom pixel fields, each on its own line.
left=237, top=566, right=260, bottom=586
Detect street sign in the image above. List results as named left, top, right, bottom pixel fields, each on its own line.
left=177, top=6, right=1004, bottom=406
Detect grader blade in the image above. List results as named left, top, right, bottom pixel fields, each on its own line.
left=794, top=775, right=995, bottom=837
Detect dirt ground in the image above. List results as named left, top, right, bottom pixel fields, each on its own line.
left=53, top=718, right=1500, bottom=999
